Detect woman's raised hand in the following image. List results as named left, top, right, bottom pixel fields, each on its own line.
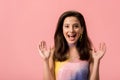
left=38, top=41, right=51, bottom=61
left=91, top=42, right=106, bottom=61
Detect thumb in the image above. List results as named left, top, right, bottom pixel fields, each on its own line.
left=92, top=47, right=96, bottom=54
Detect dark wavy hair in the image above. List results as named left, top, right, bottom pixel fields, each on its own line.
left=53, top=10, right=92, bottom=61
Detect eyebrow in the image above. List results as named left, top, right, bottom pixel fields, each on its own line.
left=63, top=23, right=80, bottom=25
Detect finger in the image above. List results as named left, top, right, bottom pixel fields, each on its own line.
left=41, top=41, right=47, bottom=50
left=94, top=47, right=97, bottom=53
left=102, top=43, right=106, bottom=52
left=43, top=41, right=47, bottom=50
left=41, top=41, right=44, bottom=49
left=91, top=47, right=96, bottom=53
left=38, top=45, right=45, bottom=58
left=38, top=42, right=42, bottom=50
left=39, top=41, right=44, bottom=50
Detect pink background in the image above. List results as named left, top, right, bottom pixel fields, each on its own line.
left=0, top=0, right=120, bottom=80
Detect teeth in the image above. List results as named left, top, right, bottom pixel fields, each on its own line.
left=68, top=34, right=76, bottom=37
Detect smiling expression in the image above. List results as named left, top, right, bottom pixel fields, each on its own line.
left=63, top=16, right=83, bottom=45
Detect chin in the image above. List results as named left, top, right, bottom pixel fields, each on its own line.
left=67, top=40, right=78, bottom=45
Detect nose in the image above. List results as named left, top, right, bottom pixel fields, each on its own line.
left=69, top=26, right=74, bottom=32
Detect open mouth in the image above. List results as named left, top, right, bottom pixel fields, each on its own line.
left=67, top=34, right=76, bottom=41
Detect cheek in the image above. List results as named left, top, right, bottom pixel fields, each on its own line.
left=62, top=29, right=67, bottom=38
left=63, top=28, right=68, bottom=35
left=76, top=30, right=81, bottom=36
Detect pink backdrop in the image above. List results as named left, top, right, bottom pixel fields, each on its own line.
left=0, top=0, right=120, bottom=80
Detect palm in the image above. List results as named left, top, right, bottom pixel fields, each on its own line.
left=91, top=43, right=106, bottom=61
left=38, top=41, right=50, bottom=60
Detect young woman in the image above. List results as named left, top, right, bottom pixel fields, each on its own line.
left=38, top=10, right=106, bottom=80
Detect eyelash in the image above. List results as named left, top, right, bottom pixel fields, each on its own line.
left=64, top=25, right=69, bottom=28
left=64, top=25, right=79, bottom=28
left=74, top=25, right=79, bottom=28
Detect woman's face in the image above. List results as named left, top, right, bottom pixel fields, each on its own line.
left=63, top=16, right=83, bottom=45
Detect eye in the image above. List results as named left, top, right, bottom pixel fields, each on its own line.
left=64, top=25, right=69, bottom=28
left=74, top=24, right=79, bottom=28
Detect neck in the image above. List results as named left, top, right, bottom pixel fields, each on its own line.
left=68, top=43, right=77, bottom=48
left=67, top=43, right=80, bottom=60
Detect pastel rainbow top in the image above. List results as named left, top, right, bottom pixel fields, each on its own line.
left=55, top=60, right=89, bottom=80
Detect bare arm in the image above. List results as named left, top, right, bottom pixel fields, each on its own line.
left=38, top=41, right=55, bottom=80
left=89, top=59, right=100, bottom=80
left=43, top=59, right=55, bottom=80
left=89, top=43, right=106, bottom=80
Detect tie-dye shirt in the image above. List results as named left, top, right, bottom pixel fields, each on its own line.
left=55, top=60, right=89, bottom=80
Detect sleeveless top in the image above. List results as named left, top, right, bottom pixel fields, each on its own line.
left=55, top=60, right=89, bottom=80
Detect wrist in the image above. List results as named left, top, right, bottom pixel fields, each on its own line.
left=93, top=59, right=100, bottom=64
left=43, top=59, right=49, bottom=62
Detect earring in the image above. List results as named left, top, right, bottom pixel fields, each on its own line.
left=79, top=33, right=82, bottom=41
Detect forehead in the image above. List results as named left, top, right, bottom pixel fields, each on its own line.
left=63, top=16, right=80, bottom=24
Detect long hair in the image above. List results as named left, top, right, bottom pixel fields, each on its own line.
left=53, top=10, right=92, bottom=61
